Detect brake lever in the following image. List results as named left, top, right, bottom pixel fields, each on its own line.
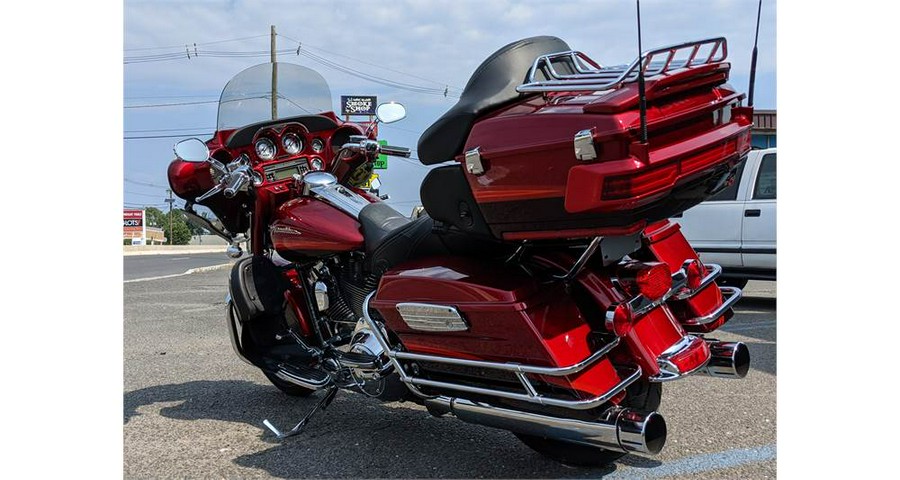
left=196, top=183, right=224, bottom=202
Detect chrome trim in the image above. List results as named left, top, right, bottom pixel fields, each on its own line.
left=671, top=263, right=723, bottom=300
left=273, top=366, right=331, bottom=390
left=553, top=236, right=602, bottom=281
left=308, top=182, right=371, bottom=219
left=396, top=303, right=468, bottom=332
left=465, top=147, right=484, bottom=175
left=392, top=337, right=619, bottom=377
left=574, top=129, right=597, bottom=161
left=648, top=335, right=711, bottom=383
left=517, top=37, right=727, bottom=93
left=314, top=281, right=329, bottom=311
left=680, top=286, right=742, bottom=326
left=698, top=341, right=750, bottom=379
left=626, top=267, right=689, bottom=318
left=425, top=398, right=666, bottom=455
left=406, top=366, right=640, bottom=410
left=361, top=291, right=637, bottom=410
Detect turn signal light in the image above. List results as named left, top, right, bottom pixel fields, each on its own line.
left=605, top=303, right=634, bottom=337
left=684, top=259, right=707, bottom=291
left=601, top=164, right=679, bottom=200
left=618, top=261, right=672, bottom=301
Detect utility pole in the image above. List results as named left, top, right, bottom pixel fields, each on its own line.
left=271, top=25, right=278, bottom=120
left=165, top=189, right=175, bottom=245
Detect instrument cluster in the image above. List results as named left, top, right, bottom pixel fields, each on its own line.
left=250, top=123, right=328, bottom=172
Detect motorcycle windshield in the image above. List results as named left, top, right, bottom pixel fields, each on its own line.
left=217, top=62, right=333, bottom=130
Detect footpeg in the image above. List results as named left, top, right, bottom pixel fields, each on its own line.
left=337, top=351, right=378, bottom=369
left=263, top=385, right=339, bottom=439
left=274, top=363, right=331, bottom=390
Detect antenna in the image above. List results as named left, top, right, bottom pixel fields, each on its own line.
left=636, top=0, right=648, bottom=144
left=747, top=0, right=763, bottom=107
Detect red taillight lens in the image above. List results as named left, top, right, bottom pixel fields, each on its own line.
left=684, top=259, right=707, bottom=290
left=605, top=303, right=633, bottom=337
left=602, top=164, right=679, bottom=200
left=618, top=261, right=672, bottom=301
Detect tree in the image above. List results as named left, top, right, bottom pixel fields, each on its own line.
left=143, top=206, right=192, bottom=245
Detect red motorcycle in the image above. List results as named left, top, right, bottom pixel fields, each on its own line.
left=168, top=35, right=752, bottom=467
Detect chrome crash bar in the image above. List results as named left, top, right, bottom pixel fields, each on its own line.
left=362, top=292, right=641, bottom=411
left=517, top=37, right=727, bottom=93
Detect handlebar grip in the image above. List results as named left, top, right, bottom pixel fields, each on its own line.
left=223, top=172, right=249, bottom=198
left=380, top=145, right=412, bottom=158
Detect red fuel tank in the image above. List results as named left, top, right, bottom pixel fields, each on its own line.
left=271, top=197, right=364, bottom=260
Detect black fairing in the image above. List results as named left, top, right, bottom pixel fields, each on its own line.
left=416, top=36, right=572, bottom=165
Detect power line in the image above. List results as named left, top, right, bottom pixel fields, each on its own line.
left=125, top=190, right=169, bottom=198
left=277, top=33, right=464, bottom=92
left=124, top=34, right=269, bottom=52
left=125, top=178, right=169, bottom=189
left=124, top=99, right=219, bottom=109
left=124, top=126, right=215, bottom=133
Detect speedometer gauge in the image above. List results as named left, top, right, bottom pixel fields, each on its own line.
left=282, top=133, right=303, bottom=155
left=255, top=138, right=276, bottom=160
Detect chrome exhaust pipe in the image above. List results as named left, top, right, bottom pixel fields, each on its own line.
left=699, top=341, right=750, bottom=379
left=424, top=397, right=666, bottom=455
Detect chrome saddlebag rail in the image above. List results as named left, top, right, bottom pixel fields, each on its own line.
left=362, top=292, right=640, bottom=411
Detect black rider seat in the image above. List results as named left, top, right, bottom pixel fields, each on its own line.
left=416, top=36, right=572, bottom=165
left=358, top=202, right=514, bottom=275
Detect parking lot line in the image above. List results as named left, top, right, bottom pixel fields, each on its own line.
left=606, top=443, right=776, bottom=479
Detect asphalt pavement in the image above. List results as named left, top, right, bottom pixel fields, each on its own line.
left=123, top=252, right=234, bottom=282
left=124, top=272, right=775, bottom=478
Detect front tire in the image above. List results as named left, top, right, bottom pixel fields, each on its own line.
left=515, top=382, right=662, bottom=467
left=263, top=370, right=316, bottom=397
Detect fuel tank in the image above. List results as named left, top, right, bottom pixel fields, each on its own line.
left=271, top=197, right=364, bottom=260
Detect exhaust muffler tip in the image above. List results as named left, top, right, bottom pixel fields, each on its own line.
left=616, top=409, right=667, bottom=455
left=702, top=341, right=751, bottom=379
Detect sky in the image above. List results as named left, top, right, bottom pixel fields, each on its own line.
left=124, top=0, right=777, bottom=216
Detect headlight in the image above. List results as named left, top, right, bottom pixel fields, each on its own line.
left=255, top=138, right=276, bottom=161
left=282, top=133, right=302, bottom=155
left=310, top=157, right=324, bottom=171
left=311, top=138, right=325, bottom=153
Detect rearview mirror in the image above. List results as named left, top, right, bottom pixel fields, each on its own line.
left=173, top=138, right=210, bottom=163
left=375, top=102, right=407, bottom=124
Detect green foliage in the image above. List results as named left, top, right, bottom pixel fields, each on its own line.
left=144, top=207, right=167, bottom=228
left=166, top=219, right=192, bottom=245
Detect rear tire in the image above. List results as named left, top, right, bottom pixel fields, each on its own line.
left=263, top=370, right=316, bottom=397
left=515, top=382, right=662, bottom=467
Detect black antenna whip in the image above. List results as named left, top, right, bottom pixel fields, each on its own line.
left=747, top=0, right=763, bottom=107
left=636, top=0, right=648, bottom=144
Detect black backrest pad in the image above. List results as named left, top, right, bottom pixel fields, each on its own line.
left=420, top=164, right=493, bottom=237
left=416, top=36, right=571, bottom=165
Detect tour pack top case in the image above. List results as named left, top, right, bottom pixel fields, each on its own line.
left=417, top=36, right=753, bottom=241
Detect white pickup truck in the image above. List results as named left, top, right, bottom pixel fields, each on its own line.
left=671, top=147, right=776, bottom=288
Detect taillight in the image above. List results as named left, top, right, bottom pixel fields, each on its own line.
left=605, top=303, right=633, bottom=337
left=601, top=164, right=679, bottom=200
left=684, top=259, right=707, bottom=290
left=618, top=261, right=672, bottom=301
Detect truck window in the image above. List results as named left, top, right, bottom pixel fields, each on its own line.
left=753, top=153, right=776, bottom=200
left=707, top=161, right=745, bottom=201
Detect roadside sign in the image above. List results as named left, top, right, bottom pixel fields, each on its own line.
left=341, top=95, right=377, bottom=116
left=375, top=140, right=388, bottom=169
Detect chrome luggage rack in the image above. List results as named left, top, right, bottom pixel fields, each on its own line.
left=517, top=37, right=727, bottom=93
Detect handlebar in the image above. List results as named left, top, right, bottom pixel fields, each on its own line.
left=223, top=170, right=250, bottom=198
left=379, top=144, right=411, bottom=158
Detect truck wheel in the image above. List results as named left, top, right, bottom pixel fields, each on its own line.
left=717, top=277, right=748, bottom=289
left=515, top=382, right=662, bottom=467
left=262, top=370, right=316, bottom=397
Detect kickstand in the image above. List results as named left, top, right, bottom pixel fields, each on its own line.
left=263, top=385, right=339, bottom=439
